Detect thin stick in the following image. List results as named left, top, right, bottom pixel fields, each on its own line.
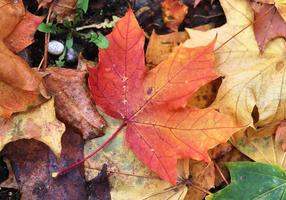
left=52, top=122, right=127, bottom=177
left=190, top=183, right=212, bottom=195
left=214, top=161, right=229, bottom=185
left=40, top=3, right=54, bottom=71
left=86, top=166, right=159, bottom=179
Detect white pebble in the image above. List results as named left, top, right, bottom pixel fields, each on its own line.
left=48, top=40, right=64, bottom=55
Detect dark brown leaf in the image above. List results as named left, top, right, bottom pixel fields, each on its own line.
left=2, top=128, right=87, bottom=200
left=43, top=67, right=105, bottom=140
left=87, top=164, right=111, bottom=200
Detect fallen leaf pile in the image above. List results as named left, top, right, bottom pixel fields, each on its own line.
left=3, top=0, right=286, bottom=199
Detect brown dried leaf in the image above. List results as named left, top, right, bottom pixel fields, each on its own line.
left=37, top=0, right=53, bottom=8
left=43, top=67, right=105, bottom=140
left=161, top=0, right=188, bottom=31
left=52, top=0, right=77, bottom=22
left=185, top=161, right=215, bottom=200
left=2, top=128, right=87, bottom=199
left=0, top=158, right=18, bottom=190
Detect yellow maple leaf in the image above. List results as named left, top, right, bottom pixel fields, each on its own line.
left=184, top=0, right=286, bottom=128
left=231, top=122, right=286, bottom=168
left=0, top=98, right=65, bottom=157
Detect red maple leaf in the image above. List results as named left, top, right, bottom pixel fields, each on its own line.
left=88, top=9, right=239, bottom=185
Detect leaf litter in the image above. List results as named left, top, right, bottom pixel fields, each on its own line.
left=3, top=0, right=286, bottom=199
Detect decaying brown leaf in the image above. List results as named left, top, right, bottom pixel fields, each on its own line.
left=52, top=0, right=77, bottom=21
left=161, top=0, right=188, bottom=31
left=185, top=161, right=215, bottom=200
left=43, top=67, right=105, bottom=140
left=2, top=128, right=86, bottom=199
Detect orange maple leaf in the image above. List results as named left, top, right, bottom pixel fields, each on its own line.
left=88, top=9, right=239, bottom=185
left=5, top=11, right=44, bottom=53
left=0, top=0, right=41, bottom=118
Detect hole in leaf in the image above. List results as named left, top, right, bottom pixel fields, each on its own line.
left=251, top=105, right=259, bottom=124
left=188, top=77, right=222, bottom=109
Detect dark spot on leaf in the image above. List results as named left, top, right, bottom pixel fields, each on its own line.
left=239, top=176, right=246, bottom=181
left=147, top=87, right=153, bottom=95
left=276, top=61, right=284, bottom=71
left=32, top=182, right=48, bottom=198
left=203, top=95, right=208, bottom=100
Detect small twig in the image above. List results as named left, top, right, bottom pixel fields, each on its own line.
left=39, top=3, right=55, bottom=71
left=76, top=24, right=101, bottom=31
left=214, top=161, right=229, bottom=185
left=141, top=186, right=179, bottom=200
left=193, top=13, right=224, bottom=19
left=190, top=183, right=212, bottom=195
left=86, top=165, right=159, bottom=179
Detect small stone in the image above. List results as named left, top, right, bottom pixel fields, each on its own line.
left=66, top=48, right=77, bottom=63
left=48, top=40, right=65, bottom=55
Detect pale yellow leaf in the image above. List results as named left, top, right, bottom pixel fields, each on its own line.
left=0, top=98, right=65, bottom=157
left=231, top=123, right=286, bottom=167
left=184, top=0, right=286, bottom=128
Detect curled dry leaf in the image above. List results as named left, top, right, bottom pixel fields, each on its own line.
left=0, top=158, right=18, bottom=190
left=146, top=31, right=189, bottom=68
left=0, top=0, right=41, bottom=118
left=251, top=0, right=286, bottom=52
left=161, top=0, right=188, bottom=31
left=89, top=9, right=239, bottom=185
left=43, top=67, right=105, bottom=140
left=37, top=0, right=53, bottom=8
left=52, top=0, right=77, bottom=21
left=0, top=98, right=65, bottom=157
left=4, top=12, right=44, bottom=53
left=185, top=0, right=286, bottom=128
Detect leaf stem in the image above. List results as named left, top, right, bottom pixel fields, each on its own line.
left=51, top=121, right=127, bottom=177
